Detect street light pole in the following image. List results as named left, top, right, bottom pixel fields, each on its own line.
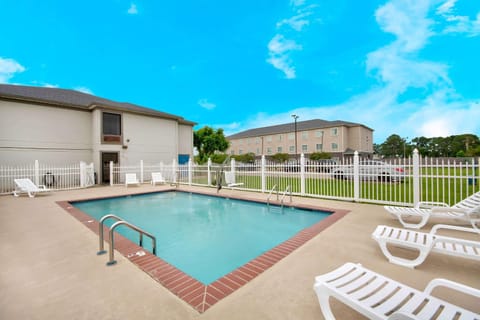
left=291, top=114, right=299, bottom=162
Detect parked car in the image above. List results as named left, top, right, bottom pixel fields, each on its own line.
left=331, top=160, right=405, bottom=182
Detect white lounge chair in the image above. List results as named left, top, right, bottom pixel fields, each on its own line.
left=151, top=172, right=165, bottom=186
left=372, top=224, right=480, bottom=268
left=384, top=191, right=480, bottom=229
left=313, top=262, right=480, bottom=320
left=224, top=171, right=244, bottom=188
left=13, top=178, right=51, bottom=198
left=125, top=173, right=140, bottom=187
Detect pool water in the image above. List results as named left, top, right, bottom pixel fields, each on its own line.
left=73, top=191, right=329, bottom=284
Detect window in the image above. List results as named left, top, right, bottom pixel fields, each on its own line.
left=289, top=145, right=295, bottom=153
left=278, top=134, right=283, bottom=141
left=267, top=147, right=272, bottom=154
left=331, top=128, right=338, bottom=136
left=288, top=133, right=295, bottom=140
left=302, top=144, right=308, bottom=152
left=302, top=131, right=308, bottom=139
left=316, top=144, right=323, bottom=151
left=102, top=112, right=122, bottom=143
left=331, top=143, right=338, bottom=150
left=256, top=148, right=260, bottom=154
left=255, top=137, right=261, bottom=144
left=230, top=150, right=235, bottom=155
left=239, top=149, right=243, bottom=154
left=266, top=136, right=272, bottom=142
left=277, top=146, right=282, bottom=153
left=315, top=130, right=324, bottom=138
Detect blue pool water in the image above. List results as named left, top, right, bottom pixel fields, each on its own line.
left=73, top=191, right=329, bottom=284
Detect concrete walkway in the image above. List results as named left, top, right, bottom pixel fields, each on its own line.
left=1, top=185, right=479, bottom=319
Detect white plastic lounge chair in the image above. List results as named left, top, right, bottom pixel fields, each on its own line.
left=224, top=171, right=244, bottom=188
left=384, top=191, right=480, bottom=229
left=13, top=178, right=51, bottom=198
left=125, top=173, right=140, bottom=187
left=372, top=224, right=480, bottom=268
left=151, top=172, right=165, bottom=186
left=313, top=262, right=480, bottom=320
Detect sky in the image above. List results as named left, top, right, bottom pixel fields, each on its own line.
left=1, top=0, right=479, bottom=143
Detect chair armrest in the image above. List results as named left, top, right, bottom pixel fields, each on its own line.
left=430, top=224, right=480, bottom=235
left=424, top=278, right=480, bottom=299
left=430, top=206, right=468, bottom=214
left=38, top=185, right=48, bottom=190
left=415, top=201, right=449, bottom=209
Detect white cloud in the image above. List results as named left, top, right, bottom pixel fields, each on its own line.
left=266, top=34, right=302, bottom=79
left=198, top=98, right=216, bottom=110
left=74, top=86, right=93, bottom=94
left=436, top=0, right=480, bottom=36
left=127, top=3, right=138, bottom=15
left=290, top=0, right=306, bottom=7
left=0, top=57, right=25, bottom=83
left=276, top=11, right=312, bottom=31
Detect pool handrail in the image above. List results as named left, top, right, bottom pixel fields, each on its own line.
left=280, top=185, right=292, bottom=206
left=107, top=220, right=157, bottom=266
left=267, top=184, right=278, bottom=206
left=97, top=214, right=123, bottom=255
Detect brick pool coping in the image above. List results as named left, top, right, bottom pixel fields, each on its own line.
left=57, top=189, right=349, bottom=313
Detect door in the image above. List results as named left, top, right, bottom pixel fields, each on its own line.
left=101, top=152, right=119, bottom=184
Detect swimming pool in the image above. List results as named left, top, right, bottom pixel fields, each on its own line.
left=72, top=191, right=330, bottom=284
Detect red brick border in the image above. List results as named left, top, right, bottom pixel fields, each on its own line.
left=57, top=192, right=349, bottom=313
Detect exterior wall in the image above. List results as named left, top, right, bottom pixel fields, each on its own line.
left=227, top=125, right=373, bottom=157
left=178, top=124, right=194, bottom=158
left=0, top=100, right=92, bottom=164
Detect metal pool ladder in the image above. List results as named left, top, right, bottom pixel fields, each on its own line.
left=97, top=214, right=157, bottom=266
left=266, top=184, right=278, bottom=207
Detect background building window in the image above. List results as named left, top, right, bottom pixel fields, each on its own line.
left=316, top=144, right=323, bottom=151
left=288, top=133, right=294, bottom=140
left=267, top=147, right=272, bottom=154
left=302, top=131, right=308, bottom=139
left=331, top=128, right=338, bottom=136
left=331, top=143, right=338, bottom=150
left=315, top=130, right=324, bottom=137
left=302, top=145, right=308, bottom=152
left=266, top=136, right=272, bottom=142
left=289, top=145, right=295, bottom=153
left=278, top=134, right=283, bottom=141
left=277, top=146, right=282, bottom=153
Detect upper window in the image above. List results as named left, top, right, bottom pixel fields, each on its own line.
left=102, top=112, right=122, bottom=143
left=331, top=128, right=338, bottom=136
left=315, top=130, right=324, bottom=138
left=302, top=131, right=308, bottom=139
left=288, top=133, right=295, bottom=140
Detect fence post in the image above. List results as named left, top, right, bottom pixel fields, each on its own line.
left=231, top=158, right=236, bottom=174
left=261, top=155, right=266, bottom=193
left=207, top=158, right=212, bottom=186
left=110, top=161, right=114, bottom=186
left=80, top=161, right=86, bottom=187
left=188, top=158, right=192, bottom=185
left=172, top=159, right=177, bottom=183
left=413, top=149, right=420, bottom=205
left=300, top=153, right=305, bottom=195
left=353, top=151, right=359, bottom=202
left=140, top=160, right=144, bottom=183
left=34, top=160, right=40, bottom=186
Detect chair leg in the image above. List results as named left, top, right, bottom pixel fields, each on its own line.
left=314, top=287, right=336, bottom=320
left=397, top=213, right=430, bottom=229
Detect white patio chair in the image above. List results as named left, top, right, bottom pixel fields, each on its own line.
left=384, top=191, right=480, bottom=229
left=13, top=178, right=51, bottom=198
left=125, top=173, right=140, bottom=187
left=224, top=171, right=244, bottom=188
left=372, top=224, right=480, bottom=268
left=313, top=262, right=480, bottom=320
left=151, top=172, right=165, bottom=186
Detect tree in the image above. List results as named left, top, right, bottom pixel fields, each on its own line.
left=379, top=134, right=405, bottom=157
left=194, top=126, right=229, bottom=163
left=271, top=153, right=289, bottom=163
left=309, top=152, right=331, bottom=160
left=233, top=152, right=255, bottom=163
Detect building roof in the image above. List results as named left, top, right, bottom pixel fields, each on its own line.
left=227, top=119, right=373, bottom=139
left=0, top=84, right=196, bottom=126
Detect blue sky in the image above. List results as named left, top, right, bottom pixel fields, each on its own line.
left=1, top=0, right=479, bottom=143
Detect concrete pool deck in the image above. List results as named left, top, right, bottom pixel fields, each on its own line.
left=1, top=185, right=479, bottom=319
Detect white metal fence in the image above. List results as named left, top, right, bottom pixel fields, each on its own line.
left=106, top=150, right=479, bottom=207
left=2, top=152, right=478, bottom=207
left=0, top=160, right=95, bottom=195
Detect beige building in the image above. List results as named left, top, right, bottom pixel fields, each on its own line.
left=226, top=119, right=373, bottom=159
left=0, top=84, right=195, bottom=183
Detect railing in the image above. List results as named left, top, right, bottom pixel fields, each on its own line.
left=97, top=214, right=156, bottom=266
left=267, top=184, right=278, bottom=206
left=280, top=185, right=292, bottom=206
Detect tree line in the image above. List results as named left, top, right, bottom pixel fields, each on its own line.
left=375, top=134, right=480, bottom=158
